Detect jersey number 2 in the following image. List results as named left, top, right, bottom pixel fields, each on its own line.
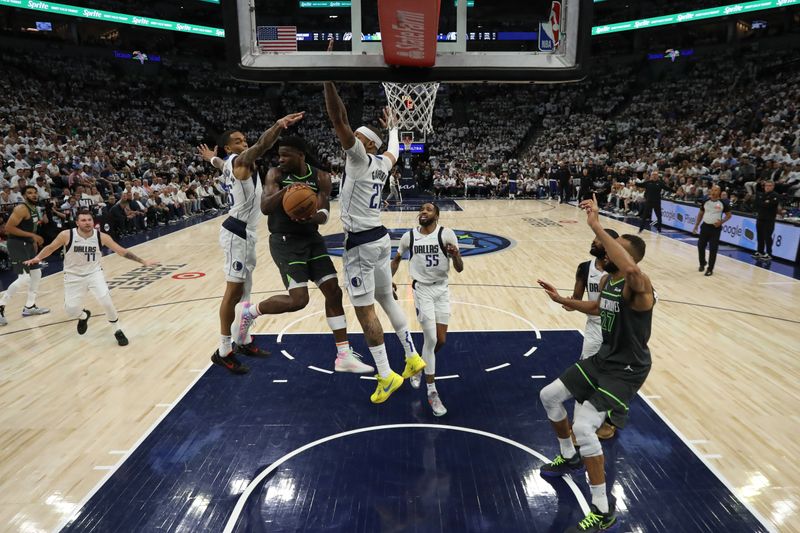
left=368, top=183, right=381, bottom=209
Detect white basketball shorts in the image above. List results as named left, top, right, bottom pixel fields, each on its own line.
left=219, top=226, right=257, bottom=283
left=342, top=234, right=392, bottom=307
left=580, top=319, right=603, bottom=360
left=64, top=270, right=110, bottom=308
left=413, top=281, right=450, bottom=325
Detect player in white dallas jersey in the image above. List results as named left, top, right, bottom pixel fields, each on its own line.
left=24, top=209, right=158, bottom=345
left=197, top=112, right=304, bottom=374
left=324, top=81, right=424, bottom=404
left=391, top=203, right=463, bottom=416
left=540, top=227, right=619, bottom=440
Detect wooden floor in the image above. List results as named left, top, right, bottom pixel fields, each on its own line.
left=0, top=200, right=798, bottom=532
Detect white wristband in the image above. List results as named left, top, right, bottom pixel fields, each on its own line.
left=210, top=156, right=223, bottom=169
left=317, top=208, right=330, bottom=224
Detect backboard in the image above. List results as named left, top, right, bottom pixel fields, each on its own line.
left=222, top=0, right=593, bottom=83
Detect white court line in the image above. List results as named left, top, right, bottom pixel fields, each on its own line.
left=485, top=363, right=510, bottom=372
left=524, top=347, right=537, bottom=357
left=92, top=466, right=115, bottom=471
left=359, top=376, right=377, bottom=381
left=53, top=362, right=212, bottom=532
left=308, top=365, right=334, bottom=375
left=108, top=450, right=127, bottom=455
left=450, top=300, right=542, bottom=340
left=531, top=375, right=547, bottom=379
left=280, top=350, right=295, bottom=361
left=273, top=379, right=288, bottom=383
left=220, top=424, right=590, bottom=533
left=435, top=374, right=460, bottom=380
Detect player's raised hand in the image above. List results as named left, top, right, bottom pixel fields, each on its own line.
left=277, top=112, right=305, bottom=129
left=379, top=107, right=397, bottom=130
left=537, top=279, right=562, bottom=303
left=579, top=194, right=601, bottom=226
left=197, top=144, right=217, bottom=162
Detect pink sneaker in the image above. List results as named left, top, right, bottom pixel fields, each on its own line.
left=237, top=302, right=257, bottom=344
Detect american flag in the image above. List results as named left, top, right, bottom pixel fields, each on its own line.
left=257, top=26, right=297, bottom=52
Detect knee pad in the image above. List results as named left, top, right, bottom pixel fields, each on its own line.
left=573, top=421, right=603, bottom=458
left=539, top=381, right=569, bottom=422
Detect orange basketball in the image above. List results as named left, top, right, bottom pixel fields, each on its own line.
left=283, top=184, right=317, bottom=220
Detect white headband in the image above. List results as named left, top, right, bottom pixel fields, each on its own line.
left=355, top=126, right=383, bottom=150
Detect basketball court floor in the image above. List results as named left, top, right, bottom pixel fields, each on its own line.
left=0, top=199, right=797, bottom=532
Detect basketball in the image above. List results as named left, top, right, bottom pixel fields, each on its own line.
left=282, top=184, right=317, bottom=220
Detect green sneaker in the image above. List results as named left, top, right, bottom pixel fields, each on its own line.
left=540, top=452, right=584, bottom=477
left=566, top=503, right=617, bottom=532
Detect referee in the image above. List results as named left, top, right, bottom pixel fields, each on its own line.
left=692, top=185, right=732, bottom=277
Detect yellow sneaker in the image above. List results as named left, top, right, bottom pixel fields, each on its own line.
left=370, top=371, right=404, bottom=404
left=401, top=353, right=426, bottom=379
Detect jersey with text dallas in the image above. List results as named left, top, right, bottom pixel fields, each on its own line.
left=340, top=139, right=393, bottom=232
left=63, top=228, right=102, bottom=276
left=576, top=258, right=604, bottom=325
left=398, top=225, right=458, bottom=283
left=223, top=153, right=262, bottom=228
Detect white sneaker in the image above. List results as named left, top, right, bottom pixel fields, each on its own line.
left=428, top=391, right=447, bottom=416
left=335, top=350, right=375, bottom=374
left=22, top=305, right=50, bottom=317
left=409, top=372, right=422, bottom=389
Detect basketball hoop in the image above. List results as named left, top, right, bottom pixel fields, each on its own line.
left=383, top=81, right=440, bottom=135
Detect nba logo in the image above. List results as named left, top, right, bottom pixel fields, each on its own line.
left=538, top=1, right=561, bottom=52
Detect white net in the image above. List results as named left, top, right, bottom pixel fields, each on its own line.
left=382, top=82, right=441, bottom=135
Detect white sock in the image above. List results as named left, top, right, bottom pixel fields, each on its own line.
left=109, top=318, right=122, bottom=331
left=368, top=343, right=392, bottom=378
left=25, top=269, right=42, bottom=307
left=79, top=310, right=88, bottom=320
left=558, top=436, right=577, bottom=459
left=426, top=381, right=437, bottom=394
left=247, top=302, right=262, bottom=318
left=335, top=341, right=350, bottom=359
left=219, top=335, right=233, bottom=356
left=590, top=483, right=609, bottom=513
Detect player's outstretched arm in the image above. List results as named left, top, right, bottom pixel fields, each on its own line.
left=580, top=194, right=654, bottom=310
left=24, top=230, right=69, bottom=265
left=197, top=144, right=223, bottom=170
left=538, top=279, right=600, bottom=315
left=236, top=112, right=305, bottom=173
left=323, top=82, right=356, bottom=150
left=99, top=233, right=159, bottom=266
left=379, top=107, right=399, bottom=167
